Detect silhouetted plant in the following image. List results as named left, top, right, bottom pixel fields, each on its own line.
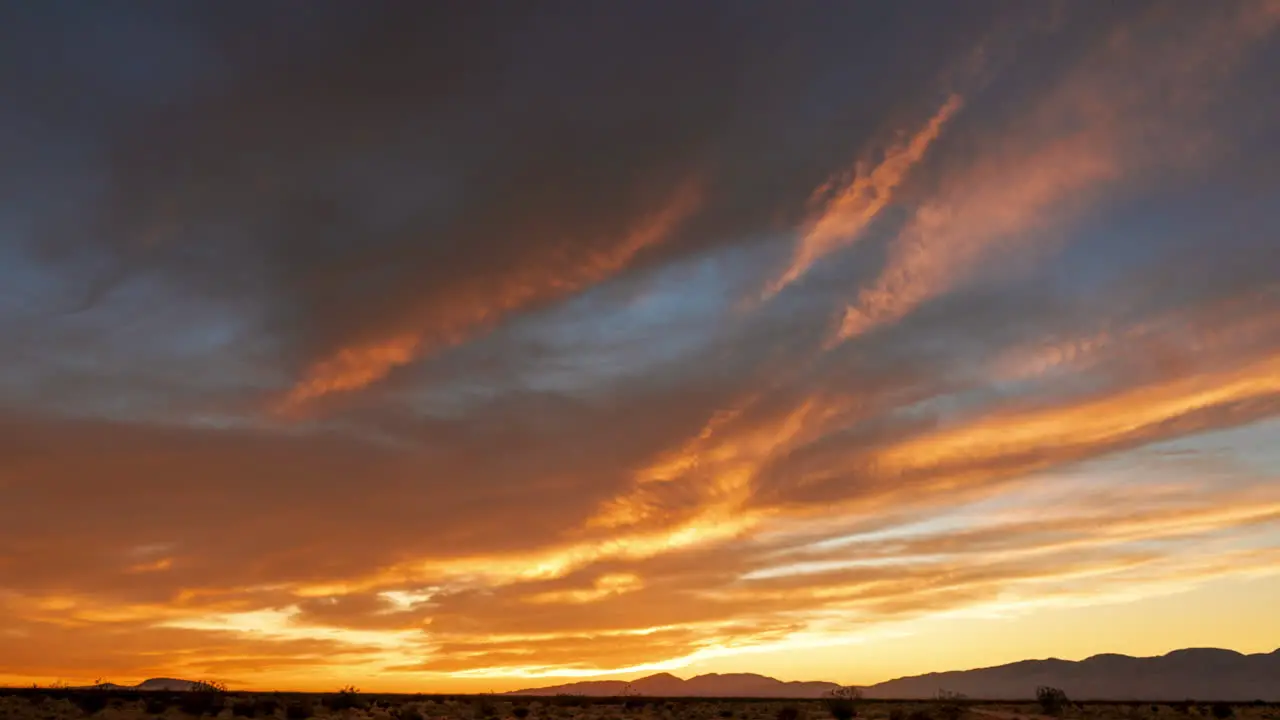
left=889, top=708, right=906, bottom=720
left=145, top=695, right=172, bottom=714
left=71, top=693, right=110, bottom=716
left=178, top=681, right=228, bottom=717
left=721, top=710, right=736, bottom=718
left=1211, top=704, right=1234, bottom=719
left=475, top=697, right=498, bottom=718
left=1037, top=687, right=1069, bottom=717
left=285, top=700, right=315, bottom=720
left=515, top=704, right=532, bottom=719
left=255, top=696, right=281, bottom=716
left=935, top=691, right=968, bottom=720
left=397, top=705, right=427, bottom=720
left=908, top=708, right=935, bottom=720
left=778, top=705, right=803, bottom=720
left=823, top=687, right=862, bottom=720
left=327, top=685, right=364, bottom=711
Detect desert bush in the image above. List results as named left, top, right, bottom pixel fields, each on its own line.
left=396, top=705, right=427, bottom=720
left=1210, top=704, right=1233, bottom=719
left=231, top=699, right=258, bottom=717
left=721, top=711, right=737, bottom=718
left=327, top=685, right=364, bottom=711
left=935, top=692, right=967, bottom=720
left=888, top=708, right=906, bottom=720
left=475, top=697, right=498, bottom=719
left=778, top=705, right=803, bottom=720
left=1037, top=687, right=1069, bottom=717
left=515, top=705, right=532, bottom=719
left=145, top=695, right=173, bottom=714
left=177, top=680, right=229, bottom=717
left=71, top=692, right=110, bottom=716
left=907, top=709, right=934, bottom=720
left=823, top=687, right=863, bottom=720
left=255, top=696, right=281, bottom=716
left=285, top=700, right=315, bottom=720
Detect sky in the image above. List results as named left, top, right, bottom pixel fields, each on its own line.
left=1, top=0, right=1279, bottom=693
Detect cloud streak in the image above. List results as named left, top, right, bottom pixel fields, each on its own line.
left=764, top=95, right=964, bottom=299
left=277, top=178, right=703, bottom=412
left=833, top=1, right=1279, bottom=343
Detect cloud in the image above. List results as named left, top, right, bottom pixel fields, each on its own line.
left=763, top=95, right=964, bottom=299
left=276, top=178, right=704, bottom=412
left=833, top=1, right=1280, bottom=343
left=3, top=1, right=1280, bottom=690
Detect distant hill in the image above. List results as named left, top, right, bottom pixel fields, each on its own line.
left=510, top=648, right=1280, bottom=700
left=864, top=648, right=1280, bottom=701
left=72, top=678, right=202, bottom=691
left=510, top=672, right=842, bottom=698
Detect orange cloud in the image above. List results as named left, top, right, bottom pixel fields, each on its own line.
left=836, top=136, right=1118, bottom=341
left=276, top=178, right=703, bottom=413
left=764, top=95, right=964, bottom=299
left=992, top=288, right=1280, bottom=382
left=832, top=3, right=1278, bottom=344
left=877, top=351, right=1280, bottom=479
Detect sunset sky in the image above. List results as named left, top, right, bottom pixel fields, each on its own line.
left=2, top=0, right=1280, bottom=693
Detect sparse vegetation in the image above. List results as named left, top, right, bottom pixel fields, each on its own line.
left=823, top=687, right=863, bottom=720
left=396, top=704, right=427, bottom=720
left=778, top=705, right=803, bottom=720
left=1038, top=687, right=1070, bottom=717
left=0, top=688, right=1275, bottom=720
left=935, top=691, right=967, bottom=720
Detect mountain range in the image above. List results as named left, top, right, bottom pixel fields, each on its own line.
left=509, top=648, right=1280, bottom=700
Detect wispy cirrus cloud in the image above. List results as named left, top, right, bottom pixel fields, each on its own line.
left=833, top=1, right=1280, bottom=344
left=763, top=95, right=964, bottom=300
left=276, top=178, right=704, bottom=413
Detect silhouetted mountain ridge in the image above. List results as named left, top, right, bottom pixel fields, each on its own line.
left=510, top=648, right=1280, bottom=700
left=70, top=678, right=201, bottom=691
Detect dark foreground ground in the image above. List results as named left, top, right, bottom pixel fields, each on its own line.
left=0, top=688, right=1276, bottom=720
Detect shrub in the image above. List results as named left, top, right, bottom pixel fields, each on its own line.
left=935, top=691, right=967, bottom=720
left=145, top=695, right=172, bottom=714
left=908, top=709, right=934, bottom=720
left=1037, top=687, right=1069, bottom=717
left=232, top=699, right=258, bottom=717
left=256, top=696, right=281, bottom=716
left=397, top=705, right=427, bottom=720
left=778, top=705, right=803, bottom=720
left=177, top=680, right=229, bottom=717
left=1210, top=704, right=1233, bottom=720
left=285, top=700, right=315, bottom=720
left=71, top=693, right=110, bottom=716
left=823, top=687, right=862, bottom=720
left=889, top=708, right=906, bottom=720
left=721, top=711, right=736, bottom=718
left=515, top=705, right=532, bottom=719
left=329, top=685, right=364, bottom=711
